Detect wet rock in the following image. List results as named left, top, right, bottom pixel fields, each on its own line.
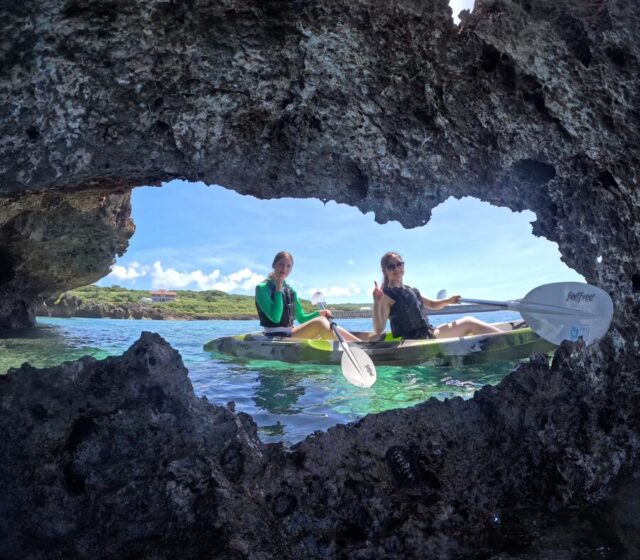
left=1, top=334, right=639, bottom=558
left=0, top=190, right=134, bottom=328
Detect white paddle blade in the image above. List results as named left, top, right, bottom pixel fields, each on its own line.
left=521, top=282, right=613, bottom=347
left=340, top=345, right=377, bottom=388
left=311, top=291, right=325, bottom=307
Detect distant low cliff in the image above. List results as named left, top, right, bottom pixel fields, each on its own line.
left=35, top=286, right=354, bottom=321
left=37, top=293, right=257, bottom=321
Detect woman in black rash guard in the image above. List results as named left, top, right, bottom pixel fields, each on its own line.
left=372, top=251, right=502, bottom=339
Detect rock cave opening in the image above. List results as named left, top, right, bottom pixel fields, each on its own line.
left=32, top=178, right=576, bottom=445
left=102, top=179, right=584, bottom=304
left=2, top=0, right=639, bottom=556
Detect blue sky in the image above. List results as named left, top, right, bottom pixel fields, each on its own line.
left=99, top=180, right=583, bottom=303
left=450, top=0, right=472, bottom=23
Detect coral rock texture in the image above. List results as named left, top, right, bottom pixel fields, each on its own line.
left=1, top=0, right=639, bottom=557
left=0, top=189, right=133, bottom=328
left=1, top=0, right=638, bottom=330
left=1, top=334, right=639, bottom=559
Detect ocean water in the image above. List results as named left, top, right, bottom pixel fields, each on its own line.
left=1, top=313, right=524, bottom=446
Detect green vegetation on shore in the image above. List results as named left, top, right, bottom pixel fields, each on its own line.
left=70, top=285, right=261, bottom=318
left=46, top=285, right=366, bottom=320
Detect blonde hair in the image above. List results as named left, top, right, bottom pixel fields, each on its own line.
left=380, top=251, right=403, bottom=288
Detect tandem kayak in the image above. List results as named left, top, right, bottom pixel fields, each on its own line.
left=204, top=321, right=555, bottom=367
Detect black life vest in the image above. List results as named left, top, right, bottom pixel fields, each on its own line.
left=383, top=285, right=435, bottom=339
left=256, top=280, right=295, bottom=328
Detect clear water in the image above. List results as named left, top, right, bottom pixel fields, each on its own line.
left=1, top=313, right=522, bottom=446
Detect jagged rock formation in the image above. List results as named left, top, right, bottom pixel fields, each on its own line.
left=37, top=292, right=174, bottom=320
left=2, top=0, right=639, bottom=331
left=0, top=334, right=276, bottom=559
left=1, top=0, right=639, bottom=557
left=0, top=189, right=134, bottom=328
left=1, top=333, right=638, bottom=559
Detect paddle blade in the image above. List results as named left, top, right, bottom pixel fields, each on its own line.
left=521, top=282, right=613, bottom=347
left=340, top=345, right=377, bottom=388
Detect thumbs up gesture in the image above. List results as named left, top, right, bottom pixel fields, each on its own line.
left=373, top=280, right=383, bottom=300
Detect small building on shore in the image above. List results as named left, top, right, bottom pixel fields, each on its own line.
left=150, top=290, right=177, bottom=303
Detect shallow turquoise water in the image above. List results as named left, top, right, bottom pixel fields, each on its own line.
left=1, top=313, right=523, bottom=445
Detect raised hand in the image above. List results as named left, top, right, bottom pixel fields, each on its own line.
left=274, top=275, right=284, bottom=292
left=373, top=280, right=384, bottom=300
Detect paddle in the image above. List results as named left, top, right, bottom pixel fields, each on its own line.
left=458, top=282, right=613, bottom=347
left=311, top=291, right=377, bottom=388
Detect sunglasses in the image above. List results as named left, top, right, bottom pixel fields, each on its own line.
left=385, top=261, right=405, bottom=271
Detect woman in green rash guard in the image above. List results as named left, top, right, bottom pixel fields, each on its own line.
left=255, top=251, right=362, bottom=342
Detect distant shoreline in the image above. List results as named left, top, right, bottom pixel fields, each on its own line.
left=37, top=286, right=370, bottom=322
left=37, top=310, right=259, bottom=321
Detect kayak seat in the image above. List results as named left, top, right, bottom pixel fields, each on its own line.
left=382, top=332, right=403, bottom=342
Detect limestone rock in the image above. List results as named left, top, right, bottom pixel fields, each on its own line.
left=0, top=332, right=280, bottom=559
left=1, top=0, right=639, bottom=330
left=1, top=335, right=639, bottom=558
left=0, top=189, right=134, bottom=328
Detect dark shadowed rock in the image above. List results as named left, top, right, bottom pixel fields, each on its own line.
left=1, top=335, right=639, bottom=559
left=0, top=332, right=286, bottom=559
left=1, top=0, right=638, bottom=335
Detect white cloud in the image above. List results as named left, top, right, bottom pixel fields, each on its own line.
left=347, top=259, right=355, bottom=265
left=241, top=273, right=267, bottom=290
left=150, top=261, right=264, bottom=293
left=107, top=261, right=147, bottom=281
left=228, top=267, right=253, bottom=282
left=151, top=261, right=219, bottom=290
left=306, top=283, right=362, bottom=299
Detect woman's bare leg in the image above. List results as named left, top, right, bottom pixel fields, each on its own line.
left=291, top=317, right=362, bottom=342
left=434, top=316, right=502, bottom=338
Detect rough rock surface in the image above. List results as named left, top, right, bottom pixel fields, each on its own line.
left=37, top=293, right=173, bottom=320
left=1, top=0, right=639, bottom=332
left=0, top=333, right=280, bottom=559
left=0, top=189, right=134, bottom=328
left=1, top=0, right=640, bottom=558
left=1, top=333, right=639, bottom=559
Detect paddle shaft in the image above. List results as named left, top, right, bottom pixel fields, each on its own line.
left=461, top=298, right=597, bottom=317
left=317, top=303, right=364, bottom=370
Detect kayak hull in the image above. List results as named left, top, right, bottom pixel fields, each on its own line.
left=204, top=322, right=555, bottom=367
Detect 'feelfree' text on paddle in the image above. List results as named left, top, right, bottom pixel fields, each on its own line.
left=565, top=291, right=595, bottom=303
